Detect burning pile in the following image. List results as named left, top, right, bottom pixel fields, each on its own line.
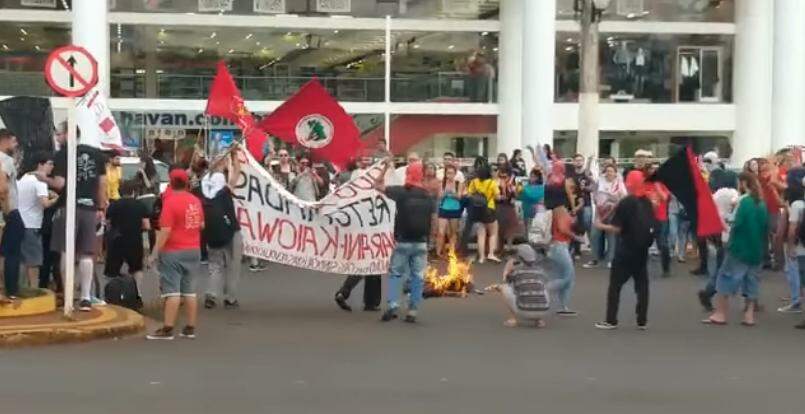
left=424, top=248, right=474, bottom=298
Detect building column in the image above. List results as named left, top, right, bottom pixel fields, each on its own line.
left=496, top=0, right=524, bottom=157
left=521, top=0, right=556, bottom=152
left=732, top=0, right=773, bottom=165
left=72, top=1, right=110, bottom=96
left=772, top=0, right=805, bottom=151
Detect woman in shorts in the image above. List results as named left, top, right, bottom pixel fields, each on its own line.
left=436, top=164, right=464, bottom=257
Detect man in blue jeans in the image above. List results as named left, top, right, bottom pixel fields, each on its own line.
left=375, top=160, right=434, bottom=323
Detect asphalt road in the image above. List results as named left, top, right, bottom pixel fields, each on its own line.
left=2, top=256, right=804, bottom=414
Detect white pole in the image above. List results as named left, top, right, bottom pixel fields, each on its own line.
left=63, top=100, right=77, bottom=316
left=497, top=0, right=524, bottom=157
left=384, top=15, right=392, bottom=150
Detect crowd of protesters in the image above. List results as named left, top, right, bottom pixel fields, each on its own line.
left=1, top=122, right=804, bottom=338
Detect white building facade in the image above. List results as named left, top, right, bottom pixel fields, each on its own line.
left=0, top=0, right=800, bottom=164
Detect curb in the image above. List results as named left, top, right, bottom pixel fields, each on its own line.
left=0, top=305, right=146, bottom=348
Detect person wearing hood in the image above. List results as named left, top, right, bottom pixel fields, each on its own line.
left=201, top=149, right=243, bottom=310
left=375, top=160, right=435, bottom=324
left=594, top=171, right=658, bottom=330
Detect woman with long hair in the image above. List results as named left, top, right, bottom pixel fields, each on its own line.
left=704, top=172, right=768, bottom=326
left=586, top=163, right=626, bottom=268
left=436, top=164, right=464, bottom=257
left=136, top=154, right=158, bottom=196
left=518, top=166, right=545, bottom=236
left=495, top=165, right=519, bottom=254
left=509, top=149, right=527, bottom=177
left=466, top=162, right=501, bottom=263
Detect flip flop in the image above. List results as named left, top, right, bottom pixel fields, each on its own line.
left=740, top=321, right=756, bottom=327
left=701, top=318, right=727, bottom=325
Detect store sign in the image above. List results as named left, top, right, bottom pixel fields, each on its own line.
left=234, top=150, right=395, bottom=275
left=118, top=111, right=237, bottom=129
left=316, top=0, right=351, bottom=13
left=254, top=0, right=285, bottom=13
left=21, top=0, right=57, bottom=8
left=199, top=0, right=233, bottom=12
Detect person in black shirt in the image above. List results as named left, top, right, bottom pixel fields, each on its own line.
left=376, top=160, right=434, bottom=323
left=41, top=127, right=108, bottom=312
left=104, top=180, right=150, bottom=294
left=566, top=154, right=595, bottom=260
left=594, top=172, right=657, bottom=330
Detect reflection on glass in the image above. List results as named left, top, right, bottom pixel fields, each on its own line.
left=0, top=22, right=70, bottom=96
left=553, top=130, right=731, bottom=159
left=555, top=32, right=732, bottom=104
left=109, top=0, right=499, bottom=20
left=391, top=31, right=497, bottom=102
left=388, top=115, right=497, bottom=157
left=556, top=0, right=733, bottom=22
left=111, top=25, right=385, bottom=101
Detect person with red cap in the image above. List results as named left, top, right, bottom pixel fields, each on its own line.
left=594, top=171, right=658, bottom=330
left=375, top=159, right=435, bottom=323
left=146, top=168, right=205, bottom=340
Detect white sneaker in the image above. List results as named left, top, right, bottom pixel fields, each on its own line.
left=777, top=303, right=802, bottom=314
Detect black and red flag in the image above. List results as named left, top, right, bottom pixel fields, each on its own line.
left=648, top=146, right=723, bottom=238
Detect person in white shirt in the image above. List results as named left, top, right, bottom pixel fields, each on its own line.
left=387, top=152, right=420, bottom=186
left=17, top=151, right=58, bottom=289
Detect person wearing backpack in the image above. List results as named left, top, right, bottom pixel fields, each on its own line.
left=780, top=168, right=805, bottom=319
left=466, top=163, right=501, bottom=263
left=376, top=160, right=434, bottom=323
left=202, top=149, right=243, bottom=310
left=594, top=171, right=658, bottom=330
left=500, top=244, right=550, bottom=328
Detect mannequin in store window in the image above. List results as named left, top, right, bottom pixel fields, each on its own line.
left=612, top=42, right=635, bottom=97
left=679, top=53, right=701, bottom=102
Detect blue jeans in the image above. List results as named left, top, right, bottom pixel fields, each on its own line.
left=668, top=212, right=690, bottom=258
left=386, top=242, right=428, bottom=311
left=716, top=253, right=761, bottom=300
left=784, top=255, right=802, bottom=305
left=547, top=242, right=575, bottom=310
left=590, top=225, right=616, bottom=263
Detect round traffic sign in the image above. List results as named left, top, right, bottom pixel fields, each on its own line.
left=44, top=45, right=98, bottom=97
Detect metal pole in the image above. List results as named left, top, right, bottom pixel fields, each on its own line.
left=578, top=0, right=600, bottom=159
left=63, top=100, right=77, bottom=316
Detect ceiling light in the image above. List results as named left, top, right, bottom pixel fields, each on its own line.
left=19, top=28, right=28, bottom=36
left=210, top=32, right=217, bottom=39
left=481, top=31, right=488, bottom=36
left=256, top=41, right=261, bottom=46
left=447, top=45, right=455, bottom=50
left=245, top=33, right=253, bottom=40
left=565, top=46, right=574, bottom=51
left=34, top=45, right=41, bottom=51
left=19, top=37, right=25, bottom=42
left=228, top=49, right=235, bottom=54
left=197, top=48, right=204, bottom=54
left=215, top=41, right=220, bottom=45
left=413, top=44, right=420, bottom=49
left=333, top=30, right=339, bottom=34
left=159, top=28, right=165, bottom=33
left=566, top=37, right=574, bottom=42
left=286, top=31, right=293, bottom=36
left=1, top=44, right=9, bottom=51
left=492, top=47, right=499, bottom=52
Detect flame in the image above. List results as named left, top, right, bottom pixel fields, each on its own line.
left=425, top=247, right=473, bottom=296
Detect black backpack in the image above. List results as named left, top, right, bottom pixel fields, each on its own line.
left=104, top=274, right=142, bottom=311
left=202, top=193, right=237, bottom=249
left=396, top=189, right=434, bottom=241
left=507, top=266, right=551, bottom=313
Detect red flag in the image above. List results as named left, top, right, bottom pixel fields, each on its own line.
left=205, top=61, right=267, bottom=160
left=258, top=79, right=361, bottom=170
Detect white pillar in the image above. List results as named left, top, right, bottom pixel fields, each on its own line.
left=732, top=0, right=773, bottom=165
left=72, top=1, right=109, bottom=96
left=496, top=0, right=523, bottom=157
left=772, top=0, right=805, bottom=151
left=521, top=0, right=556, bottom=152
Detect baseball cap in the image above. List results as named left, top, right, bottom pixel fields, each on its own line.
left=169, top=168, right=189, bottom=183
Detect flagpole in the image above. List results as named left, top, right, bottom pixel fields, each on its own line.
left=384, top=15, right=391, bottom=150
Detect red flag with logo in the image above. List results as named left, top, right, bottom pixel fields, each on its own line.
left=205, top=61, right=268, bottom=159
left=257, top=79, right=361, bottom=170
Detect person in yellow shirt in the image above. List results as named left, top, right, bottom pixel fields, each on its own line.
left=466, top=162, right=501, bottom=263
left=106, top=151, right=122, bottom=201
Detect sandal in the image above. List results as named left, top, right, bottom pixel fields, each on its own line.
left=701, top=318, right=727, bottom=325
left=503, top=319, right=517, bottom=328
left=740, top=321, right=756, bottom=327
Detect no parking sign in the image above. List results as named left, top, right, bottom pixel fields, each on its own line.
left=44, top=45, right=98, bottom=97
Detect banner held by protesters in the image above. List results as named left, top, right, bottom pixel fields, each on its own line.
left=232, top=149, right=396, bottom=275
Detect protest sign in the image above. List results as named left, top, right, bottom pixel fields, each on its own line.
left=233, top=150, right=396, bottom=275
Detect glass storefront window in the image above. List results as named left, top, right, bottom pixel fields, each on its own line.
left=1, top=0, right=71, bottom=10
left=111, top=25, right=385, bottom=101
left=0, top=21, right=70, bottom=96
left=391, top=31, right=497, bottom=103
left=554, top=130, right=732, bottom=159
left=556, top=0, right=733, bottom=22
left=555, top=32, right=733, bottom=104
left=387, top=114, right=496, bottom=158
left=109, top=0, right=498, bottom=20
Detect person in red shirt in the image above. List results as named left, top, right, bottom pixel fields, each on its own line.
left=545, top=185, right=579, bottom=316
left=146, top=168, right=204, bottom=340
left=645, top=164, right=672, bottom=277
left=759, top=159, right=786, bottom=270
